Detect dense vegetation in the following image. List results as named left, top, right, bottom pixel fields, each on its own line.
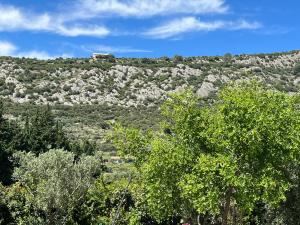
left=2, top=80, right=300, bottom=224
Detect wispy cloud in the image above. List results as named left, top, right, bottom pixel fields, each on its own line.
left=229, top=20, right=262, bottom=30
left=73, top=0, right=228, bottom=19
left=82, top=44, right=152, bottom=53
left=56, top=25, right=110, bottom=37
left=0, top=40, right=71, bottom=59
left=0, top=4, right=109, bottom=37
left=144, top=17, right=262, bottom=39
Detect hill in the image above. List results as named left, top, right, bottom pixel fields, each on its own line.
left=1, top=51, right=300, bottom=140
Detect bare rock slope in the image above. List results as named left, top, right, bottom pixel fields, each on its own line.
left=1, top=51, right=300, bottom=108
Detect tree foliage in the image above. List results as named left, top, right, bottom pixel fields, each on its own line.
left=19, top=106, right=70, bottom=154
left=0, top=102, right=98, bottom=185
left=7, top=149, right=103, bottom=224
left=111, top=81, right=300, bottom=224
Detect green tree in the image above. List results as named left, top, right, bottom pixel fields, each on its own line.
left=11, top=149, right=103, bottom=224
left=20, top=105, right=70, bottom=154
left=111, top=82, right=300, bottom=224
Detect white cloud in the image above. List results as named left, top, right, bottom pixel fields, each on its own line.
left=74, top=0, right=228, bottom=19
left=0, top=41, right=17, bottom=56
left=87, top=45, right=152, bottom=53
left=0, top=4, right=109, bottom=37
left=0, top=4, right=51, bottom=31
left=0, top=2, right=262, bottom=39
left=144, top=17, right=262, bottom=39
left=144, top=17, right=222, bottom=38
left=57, top=25, right=110, bottom=37
left=0, top=40, right=71, bottom=59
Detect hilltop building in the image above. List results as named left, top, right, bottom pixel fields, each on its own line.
left=92, top=53, right=115, bottom=60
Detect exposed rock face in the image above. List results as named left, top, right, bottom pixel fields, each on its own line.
left=0, top=51, right=299, bottom=107
left=197, top=82, right=216, bottom=97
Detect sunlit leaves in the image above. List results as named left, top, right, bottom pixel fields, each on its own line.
left=111, top=81, right=300, bottom=223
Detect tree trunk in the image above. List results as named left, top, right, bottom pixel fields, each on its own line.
left=222, top=187, right=233, bottom=225
left=197, top=214, right=208, bottom=225
left=233, top=205, right=238, bottom=225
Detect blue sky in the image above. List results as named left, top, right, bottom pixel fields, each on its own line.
left=0, top=0, right=299, bottom=59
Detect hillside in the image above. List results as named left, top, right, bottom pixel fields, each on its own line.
left=1, top=51, right=300, bottom=140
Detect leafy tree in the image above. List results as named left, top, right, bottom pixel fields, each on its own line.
left=20, top=105, right=70, bottom=154
left=10, top=149, right=103, bottom=224
left=78, top=176, right=135, bottom=225
left=271, top=165, right=300, bottom=225
left=0, top=182, right=42, bottom=225
left=111, top=82, right=300, bottom=224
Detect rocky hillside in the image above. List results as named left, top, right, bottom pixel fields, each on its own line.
left=0, top=51, right=300, bottom=140
left=1, top=51, right=300, bottom=108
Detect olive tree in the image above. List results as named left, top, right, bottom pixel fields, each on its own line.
left=12, top=149, right=103, bottom=224
left=111, top=81, right=300, bottom=225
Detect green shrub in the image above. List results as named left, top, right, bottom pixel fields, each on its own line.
left=10, top=149, right=103, bottom=224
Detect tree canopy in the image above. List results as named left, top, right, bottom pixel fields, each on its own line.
left=111, top=81, right=300, bottom=224
left=4, top=149, right=103, bottom=224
